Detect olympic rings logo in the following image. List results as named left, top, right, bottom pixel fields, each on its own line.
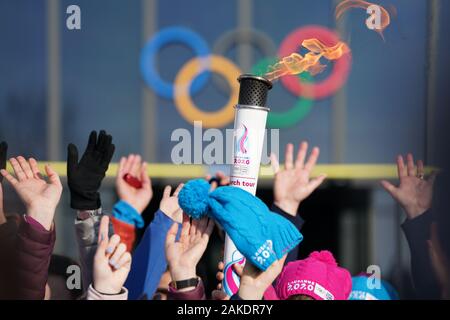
left=140, top=25, right=352, bottom=129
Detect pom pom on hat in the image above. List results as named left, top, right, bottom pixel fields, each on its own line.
left=309, top=250, right=337, bottom=266
left=178, top=179, right=210, bottom=219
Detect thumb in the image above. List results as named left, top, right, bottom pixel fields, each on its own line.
left=67, top=144, right=79, bottom=176
left=45, top=165, right=62, bottom=189
left=306, top=174, right=327, bottom=193
left=380, top=180, right=398, bottom=198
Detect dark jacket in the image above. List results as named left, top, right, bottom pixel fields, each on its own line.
left=0, top=216, right=19, bottom=299
left=15, top=215, right=56, bottom=300
left=401, top=211, right=440, bottom=299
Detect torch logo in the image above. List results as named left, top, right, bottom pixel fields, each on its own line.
left=235, top=124, right=249, bottom=155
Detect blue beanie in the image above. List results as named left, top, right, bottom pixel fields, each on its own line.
left=349, top=274, right=399, bottom=300
left=178, top=179, right=303, bottom=271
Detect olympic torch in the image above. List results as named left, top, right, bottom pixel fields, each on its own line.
left=222, top=74, right=272, bottom=296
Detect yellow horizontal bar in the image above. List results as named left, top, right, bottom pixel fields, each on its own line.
left=4, top=162, right=437, bottom=180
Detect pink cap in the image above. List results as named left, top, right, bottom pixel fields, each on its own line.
left=275, top=251, right=352, bottom=300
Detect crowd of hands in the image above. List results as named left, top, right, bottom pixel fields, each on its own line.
left=0, top=131, right=447, bottom=300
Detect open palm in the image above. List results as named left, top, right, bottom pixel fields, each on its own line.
left=165, top=215, right=214, bottom=280
left=271, top=142, right=326, bottom=216
left=381, top=154, right=436, bottom=219
left=0, top=157, right=62, bottom=230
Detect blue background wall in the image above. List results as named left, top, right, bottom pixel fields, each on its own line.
left=0, top=0, right=448, bottom=165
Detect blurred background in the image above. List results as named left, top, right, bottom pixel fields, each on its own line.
left=1, top=0, right=450, bottom=298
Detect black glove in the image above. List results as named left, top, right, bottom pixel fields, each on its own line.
left=67, top=130, right=115, bottom=210
left=0, top=141, right=7, bottom=183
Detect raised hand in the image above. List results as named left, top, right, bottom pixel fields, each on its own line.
left=381, top=154, right=436, bottom=220
left=67, top=130, right=115, bottom=210
left=236, top=255, right=286, bottom=300
left=116, top=154, right=152, bottom=214
left=165, top=214, right=214, bottom=286
left=159, top=184, right=184, bottom=224
left=271, top=141, right=326, bottom=216
left=0, top=142, right=7, bottom=224
left=0, top=157, right=62, bottom=231
left=93, top=215, right=132, bottom=294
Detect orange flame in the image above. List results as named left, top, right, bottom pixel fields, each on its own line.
left=335, top=0, right=391, bottom=39
left=264, top=39, right=350, bottom=82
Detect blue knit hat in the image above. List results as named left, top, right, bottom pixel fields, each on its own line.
left=349, top=274, right=399, bottom=300
left=178, top=179, right=303, bottom=271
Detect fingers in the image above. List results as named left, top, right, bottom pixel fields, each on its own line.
left=17, top=156, right=33, bottom=179
left=417, top=159, right=424, bottom=177
left=109, top=243, right=127, bottom=268
left=270, top=153, right=280, bottom=174
left=9, top=158, right=26, bottom=181
left=397, top=155, right=406, bottom=178
left=189, top=218, right=198, bottom=237
left=380, top=180, right=398, bottom=198
left=115, top=251, right=132, bottom=270
left=211, top=289, right=230, bottom=300
left=117, top=156, right=126, bottom=178
left=0, top=169, right=18, bottom=186
left=306, top=174, right=327, bottom=193
left=295, top=141, right=308, bottom=169
left=284, top=143, right=294, bottom=170
left=218, top=261, right=224, bottom=272
left=165, top=223, right=179, bottom=247
left=204, top=218, right=215, bottom=237
left=98, top=215, right=110, bottom=244
left=180, top=213, right=191, bottom=239
left=140, top=162, right=151, bottom=189
left=173, top=183, right=184, bottom=197
left=67, top=144, right=79, bottom=174
left=130, top=155, right=142, bottom=177
left=45, top=165, right=62, bottom=189
left=163, top=185, right=172, bottom=199
left=85, top=131, right=97, bottom=154
left=406, top=153, right=416, bottom=176
left=29, top=158, right=42, bottom=179
left=304, top=146, right=320, bottom=172
left=106, top=234, right=121, bottom=258
left=232, top=263, right=244, bottom=277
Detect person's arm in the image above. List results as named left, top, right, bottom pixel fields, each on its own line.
left=112, top=154, right=153, bottom=252
left=270, top=141, right=326, bottom=264
left=125, top=184, right=184, bottom=300
left=381, top=154, right=439, bottom=299
left=87, top=215, right=131, bottom=300
left=1, top=157, right=62, bottom=299
left=165, top=214, right=214, bottom=300
left=67, top=130, right=115, bottom=291
left=401, top=211, right=440, bottom=298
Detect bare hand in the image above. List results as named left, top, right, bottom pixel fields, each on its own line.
left=93, top=215, right=132, bottom=294
left=159, top=184, right=184, bottom=224
left=236, top=255, right=286, bottom=300
left=381, top=154, right=436, bottom=219
left=116, top=154, right=152, bottom=214
left=1, top=157, right=62, bottom=230
left=165, top=214, right=214, bottom=285
left=271, top=142, right=326, bottom=216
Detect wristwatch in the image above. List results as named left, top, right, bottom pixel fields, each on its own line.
left=171, top=277, right=200, bottom=290
left=77, top=208, right=103, bottom=221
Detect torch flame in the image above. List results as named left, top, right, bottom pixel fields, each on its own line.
left=264, top=39, right=350, bottom=82
left=335, top=0, right=391, bottom=39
